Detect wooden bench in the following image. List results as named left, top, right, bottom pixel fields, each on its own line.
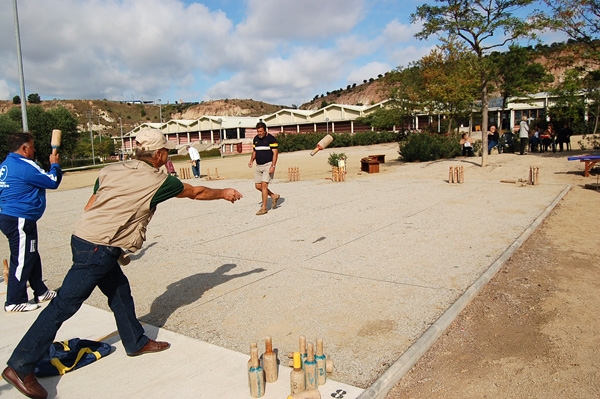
left=369, top=154, right=386, bottom=163
left=568, top=155, right=600, bottom=177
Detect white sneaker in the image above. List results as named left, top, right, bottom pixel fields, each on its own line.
left=4, top=303, right=40, bottom=312
left=37, top=290, right=57, bottom=303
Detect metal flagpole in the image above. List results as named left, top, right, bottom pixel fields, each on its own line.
left=13, top=0, right=28, bottom=131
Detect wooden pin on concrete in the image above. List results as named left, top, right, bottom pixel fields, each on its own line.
left=247, top=342, right=258, bottom=371
left=315, top=338, right=326, bottom=385
left=299, top=335, right=307, bottom=367
left=304, top=342, right=318, bottom=390
left=289, top=352, right=306, bottom=395
left=326, top=359, right=334, bottom=374
left=263, top=336, right=278, bottom=383
left=248, top=347, right=265, bottom=398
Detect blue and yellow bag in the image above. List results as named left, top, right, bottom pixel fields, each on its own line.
left=35, top=338, right=112, bottom=377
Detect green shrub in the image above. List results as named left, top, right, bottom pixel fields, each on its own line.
left=200, top=148, right=222, bottom=158
left=399, top=132, right=461, bottom=162
left=332, top=132, right=353, bottom=147
left=275, top=131, right=401, bottom=153
left=327, top=152, right=347, bottom=167
left=472, top=139, right=483, bottom=156
left=276, top=132, right=323, bottom=152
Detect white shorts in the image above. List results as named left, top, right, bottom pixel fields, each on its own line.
left=254, top=162, right=273, bottom=184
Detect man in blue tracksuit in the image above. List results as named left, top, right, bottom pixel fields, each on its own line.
left=0, top=132, right=62, bottom=312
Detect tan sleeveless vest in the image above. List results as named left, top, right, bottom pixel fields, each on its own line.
left=73, top=161, right=167, bottom=252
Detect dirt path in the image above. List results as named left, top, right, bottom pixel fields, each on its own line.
left=387, top=184, right=600, bottom=398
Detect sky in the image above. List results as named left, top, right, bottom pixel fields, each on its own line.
left=0, top=0, right=566, bottom=107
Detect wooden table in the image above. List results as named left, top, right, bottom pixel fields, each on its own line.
left=568, top=155, right=600, bottom=177
left=360, top=157, right=380, bottom=173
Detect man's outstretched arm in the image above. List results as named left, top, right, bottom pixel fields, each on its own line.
left=176, top=184, right=243, bottom=203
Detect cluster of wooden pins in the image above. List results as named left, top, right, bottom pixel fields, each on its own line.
left=246, top=335, right=333, bottom=398
left=288, top=167, right=300, bottom=182
left=206, top=168, right=224, bottom=180
left=449, top=166, right=465, bottom=184
left=528, top=166, right=540, bottom=185
left=247, top=337, right=278, bottom=398
left=286, top=336, right=333, bottom=399
left=331, top=167, right=346, bottom=182
left=499, top=167, right=541, bottom=186
left=179, top=167, right=192, bottom=179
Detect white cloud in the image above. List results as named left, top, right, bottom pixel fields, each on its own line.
left=239, top=0, right=365, bottom=41
left=382, top=19, right=422, bottom=43
left=0, top=80, right=11, bottom=100
left=347, top=62, right=392, bottom=85
left=0, top=0, right=471, bottom=105
left=1, top=0, right=233, bottom=100
left=207, top=45, right=346, bottom=105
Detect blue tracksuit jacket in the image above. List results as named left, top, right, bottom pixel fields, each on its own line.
left=0, top=152, right=62, bottom=221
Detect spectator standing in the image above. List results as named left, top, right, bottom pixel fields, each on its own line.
left=186, top=145, right=201, bottom=178
left=518, top=116, right=530, bottom=155
left=0, top=132, right=61, bottom=313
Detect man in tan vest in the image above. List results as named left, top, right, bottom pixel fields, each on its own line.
left=2, top=128, right=243, bottom=399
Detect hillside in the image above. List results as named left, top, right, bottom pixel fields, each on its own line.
left=0, top=99, right=164, bottom=138
left=0, top=98, right=289, bottom=138
left=300, top=78, right=389, bottom=110
left=0, top=83, right=386, bottom=138
left=171, top=99, right=287, bottom=119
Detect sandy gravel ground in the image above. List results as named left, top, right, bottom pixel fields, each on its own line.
left=387, top=178, right=600, bottom=398
left=22, top=141, right=600, bottom=397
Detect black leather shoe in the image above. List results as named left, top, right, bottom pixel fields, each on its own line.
left=2, top=366, right=48, bottom=399
left=128, top=339, right=170, bottom=357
